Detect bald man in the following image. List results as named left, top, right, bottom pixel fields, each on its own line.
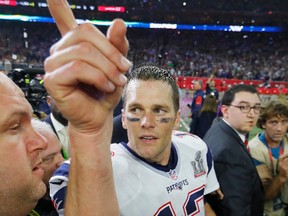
left=0, top=73, right=47, bottom=215
left=0, top=0, right=131, bottom=214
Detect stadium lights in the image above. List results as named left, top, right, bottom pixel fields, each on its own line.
left=0, top=13, right=285, bottom=32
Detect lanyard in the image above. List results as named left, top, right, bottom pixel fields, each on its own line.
left=267, top=142, right=284, bottom=176
left=28, top=210, right=40, bottom=216
left=61, top=148, right=68, bottom=160
left=259, top=132, right=284, bottom=176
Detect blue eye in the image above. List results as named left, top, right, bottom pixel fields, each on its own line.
left=154, top=108, right=166, bottom=115
left=130, top=107, right=141, bottom=114
left=10, top=123, right=20, bottom=131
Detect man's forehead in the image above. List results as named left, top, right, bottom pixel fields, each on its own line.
left=268, top=116, right=288, bottom=121
left=125, top=80, right=174, bottom=108
left=233, top=92, right=260, bottom=103
left=127, top=79, right=170, bottom=88
left=0, top=73, right=24, bottom=97
left=126, top=80, right=172, bottom=97
left=0, top=96, right=32, bottom=116
left=0, top=75, right=33, bottom=118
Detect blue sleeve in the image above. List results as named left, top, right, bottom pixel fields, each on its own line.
left=49, top=162, right=70, bottom=216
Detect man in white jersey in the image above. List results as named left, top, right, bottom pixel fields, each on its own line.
left=50, top=65, right=221, bottom=216
left=249, top=100, right=288, bottom=216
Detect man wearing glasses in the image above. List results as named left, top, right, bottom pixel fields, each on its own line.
left=203, top=84, right=264, bottom=216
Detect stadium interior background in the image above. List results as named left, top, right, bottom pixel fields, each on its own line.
left=0, top=0, right=287, bottom=137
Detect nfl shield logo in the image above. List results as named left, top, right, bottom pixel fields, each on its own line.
left=168, top=169, right=178, bottom=180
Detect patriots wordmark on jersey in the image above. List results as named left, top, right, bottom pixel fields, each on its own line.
left=50, top=131, right=219, bottom=216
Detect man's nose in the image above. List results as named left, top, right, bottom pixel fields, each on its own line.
left=27, top=130, right=48, bottom=153
left=141, top=113, right=156, bottom=128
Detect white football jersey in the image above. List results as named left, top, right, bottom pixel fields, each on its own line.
left=111, top=131, right=219, bottom=215
left=50, top=130, right=219, bottom=216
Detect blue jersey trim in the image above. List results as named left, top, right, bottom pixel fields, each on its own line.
left=53, top=162, right=70, bottom=178
left=252, top=158, right=264, bottom=166
left=121, top=142, right=178, bottom=172
left=206, top=147, right=213, bottom=174
left=52, top=186, right=66, bottom=211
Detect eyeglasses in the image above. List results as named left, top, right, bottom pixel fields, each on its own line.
left=229, top=104, right=261, bottom=114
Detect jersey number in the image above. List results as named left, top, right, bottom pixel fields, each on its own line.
left=154, top=185, right=205, bottom=216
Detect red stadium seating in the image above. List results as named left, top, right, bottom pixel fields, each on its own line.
left=176, top=76, right=288, bottom=95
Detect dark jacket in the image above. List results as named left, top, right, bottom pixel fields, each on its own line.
left=203, top=119, right=264, bottom=216
left=189, top=111, right=216, bottom=138
left=42, top=114, right=69, bottom=159
left=190, top=89, right=205, bottom=118
left=28, top=198, right=58, bottom=216
left=111, top=114, right=128, bottom=144
left=43, top=114, right=58, bottom=137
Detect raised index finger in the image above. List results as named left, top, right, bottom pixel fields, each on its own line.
left=47, top=0, right=78, bottom=36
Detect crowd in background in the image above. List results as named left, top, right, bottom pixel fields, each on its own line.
left=0, top=21, right=287, bottom=83
left=2, top=0, right=287, bottom=25
left=1, top=15, right=288, bottom=215
left=128, top=28, right=287, bottom=82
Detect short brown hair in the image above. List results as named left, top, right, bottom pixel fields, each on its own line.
left=122, top=65, right=179, bottom=113
left=257, top=100, right=288, bottom=129
left=200, top=95, right=217, bottom=113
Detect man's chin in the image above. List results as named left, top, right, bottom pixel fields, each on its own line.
left=35, top=181, right=47, bottom=201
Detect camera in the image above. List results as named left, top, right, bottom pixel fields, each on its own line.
left=7, top=68, right=47, bottom=118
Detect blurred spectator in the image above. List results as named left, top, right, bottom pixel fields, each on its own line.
left=190, top=95, right=218, bottom=139
left=3, top=51, right=12, bottom=74
left=43, top=95, right=70, bottom=160
left=189, top=80, right=205, bottom=116
left=249, top=100, right=288, bottom=216
left=29, top=119, right=64, bottom=216
left=189, top=79, right=205, bottom=133
left=204, top=84, right=264, bottom=216
left=206, top=73, right=219, bottom=101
